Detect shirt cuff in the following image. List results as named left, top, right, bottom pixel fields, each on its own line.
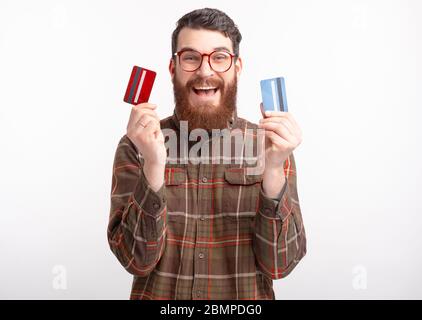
left=132, top=167, right=166, bottom=217
left=258, top=176, right=288, bottom=221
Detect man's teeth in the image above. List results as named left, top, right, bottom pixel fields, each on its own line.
left=193, top=86, right=218, bottom=96
left=194, top=87, right=217, bottom=90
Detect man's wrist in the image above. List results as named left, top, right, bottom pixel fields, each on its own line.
left=262, top=165, right=286, bottom=199
left=263, top=164, right=285, bottom=179
left=143, top=161, right=165, bottom=192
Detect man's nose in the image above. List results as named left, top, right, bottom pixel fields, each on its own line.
left=195, top=56, right=214, bottom=77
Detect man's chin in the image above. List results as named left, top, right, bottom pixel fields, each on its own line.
left=189, top=101, right=220, bottom=111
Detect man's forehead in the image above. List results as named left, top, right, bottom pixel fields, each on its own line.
left=177, top=27, right=233, bottom=53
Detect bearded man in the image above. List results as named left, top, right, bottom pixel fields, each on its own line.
left=108, top=8, right=306, bottom=300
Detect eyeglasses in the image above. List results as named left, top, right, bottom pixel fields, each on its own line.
left=173, top=49, right=237, bottom=73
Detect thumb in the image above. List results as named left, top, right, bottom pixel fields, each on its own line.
left=259, top=102, right=267, bottom=119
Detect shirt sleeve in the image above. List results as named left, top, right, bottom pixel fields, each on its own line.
left=107, top=135, right=167, bottom=277
left=253, top=152, right=307, bottom=279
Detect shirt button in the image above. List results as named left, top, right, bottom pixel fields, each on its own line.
left=196, top=290, right=201, bottom=297
left=198, top=252, right=204, bottom=259
left=202, top=176, right=208, bottom=183
left=153, top=203, right=160, bottom=209
left=200, top=216, right=205, bottom=221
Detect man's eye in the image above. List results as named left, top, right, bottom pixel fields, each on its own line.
left=183, top=54, right=200, bottom=61
left=213, top=54, right=228, bottom=61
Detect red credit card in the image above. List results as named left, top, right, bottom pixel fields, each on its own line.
left=123, top=66, right=156, bottom=105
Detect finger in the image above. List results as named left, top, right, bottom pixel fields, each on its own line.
left=265, top=130, right=291, bottom=149
left=134, top=103, right=157, bottom=110
left=260, top=113, right=300, bottom=137
left=259, top=102, right=283, bottom=120
left=259, top=117, right=294, bottom=135
left=133, top=118, right=156, bottom=142
left=262, top=117, right=298, bottom=135
left=155, top=127, right=165, bottom=142
left=264, top=110, right=288, bottom=118
left=136, top=109, right=160, bottom=123
left=259, top=118, right=295, bottom=135
left=136, top=114, right=159, bottom=128
left=130, top=105, right=158, bottom=122
left=259, top=122, right=296, bottom=143
left=260, top=102, right=266, bottom=118
left=128, top=104, right=158, bottom=128
left=265, top=111, right=300, bottom=131
left=143, top=119, right=161, bottom=139
left=278, top=112, right=301, bottom=136
left=262, top=111, right=294, bottom=126
left=285, top=114, right=302, bottom=139
left=260, top=117, right=288, bottom=123
left=128, top=109, right=160, bottom=128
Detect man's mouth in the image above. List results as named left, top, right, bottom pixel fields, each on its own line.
left=192, top=86, right=219, bottom=96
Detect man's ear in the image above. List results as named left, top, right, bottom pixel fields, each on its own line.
left=235, top=56, right=243, bottom=78
left=169, top=58, right=175, bottom=81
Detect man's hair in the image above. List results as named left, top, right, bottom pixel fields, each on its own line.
left=171, top=8, right=242, bottom=59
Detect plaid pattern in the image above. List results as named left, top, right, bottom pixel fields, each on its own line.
left=107, top=113, right=306, bottom=300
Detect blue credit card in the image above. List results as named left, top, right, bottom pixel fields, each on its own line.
left=260, top=77, right=288, bottom=112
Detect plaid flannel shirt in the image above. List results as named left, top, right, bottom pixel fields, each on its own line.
left=107, top=112, right=306, bottom=300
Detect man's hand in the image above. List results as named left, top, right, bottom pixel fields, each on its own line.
left=126, top=103, right=166, bottom=191
left=258, top=103, right=303, bottom=198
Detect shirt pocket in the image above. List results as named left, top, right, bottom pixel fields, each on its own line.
left=164, top=166, right=187, bottom=215
left=164, top=166, right=187, bottom=186
left=221, top=168, right=262, bottom=227
left=224, top=167, right=263, bottom=186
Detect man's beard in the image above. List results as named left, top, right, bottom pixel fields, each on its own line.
left=172, top=72, right=237, bottom=131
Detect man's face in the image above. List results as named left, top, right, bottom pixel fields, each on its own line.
left=169, top=28, right=242, bottom=130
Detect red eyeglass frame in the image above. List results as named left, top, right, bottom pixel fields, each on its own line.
left=173, top=49, right=238, bottom=73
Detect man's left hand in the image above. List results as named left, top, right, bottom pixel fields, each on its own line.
left=258, top=103, right=303, bottom=170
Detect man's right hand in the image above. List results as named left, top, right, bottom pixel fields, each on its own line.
left=126, top=103, right=166, bottom=191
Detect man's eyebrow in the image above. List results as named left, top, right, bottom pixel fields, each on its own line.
left=178, top=46, right=197, bottom=52
left=177, top=46, right=233, bottom=53
left=213, top=46, right=232, bottom=52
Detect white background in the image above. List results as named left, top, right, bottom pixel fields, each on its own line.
left=0, top=0, right=421, bottom=299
